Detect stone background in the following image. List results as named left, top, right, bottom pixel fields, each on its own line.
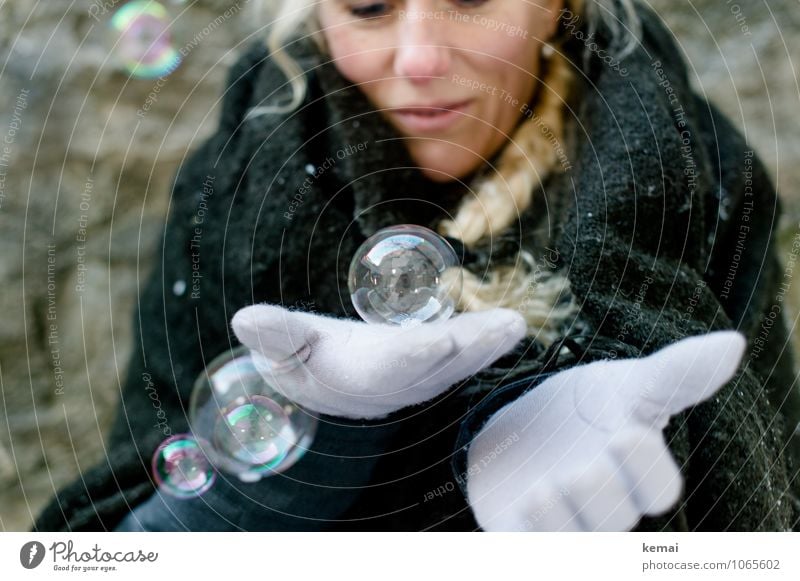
left=0, top=0, right=798, bottom=530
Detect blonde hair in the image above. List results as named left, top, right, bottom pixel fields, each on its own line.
left=247, top=0, right=642, bottom=346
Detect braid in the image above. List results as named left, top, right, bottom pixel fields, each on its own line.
left=435, top=49, right=581, bottom=346
left=436, top=49, right=573, bottom=245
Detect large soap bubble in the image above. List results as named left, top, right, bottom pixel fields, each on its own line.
left=189, top=346, right=317, bottom=483
left=349, top=225, right=463, bottom=327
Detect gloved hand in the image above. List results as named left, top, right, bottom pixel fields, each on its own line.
left=465, top=330, right=747, bottom=531
left=231, top=303, right=528, bottom=419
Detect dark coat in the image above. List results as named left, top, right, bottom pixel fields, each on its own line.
left=35, top=4, right=800, bottom=531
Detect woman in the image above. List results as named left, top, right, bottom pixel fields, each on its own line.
left=35, top=0, right=800, bottom=531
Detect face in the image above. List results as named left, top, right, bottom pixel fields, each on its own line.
left=317, top=0, right=563, bottom=182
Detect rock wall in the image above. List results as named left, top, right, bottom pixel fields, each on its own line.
left=0, top=0, right=262, bottom=530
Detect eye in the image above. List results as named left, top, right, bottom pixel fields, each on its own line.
left=349, top=2, right=392, bottom=19
left=452, top=0, right=490, bottom=7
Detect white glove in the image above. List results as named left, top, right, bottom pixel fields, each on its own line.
left=465, top=330, right=747, bottom=531
left=231, top=303, right=528, bottom=419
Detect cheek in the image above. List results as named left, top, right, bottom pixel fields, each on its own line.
left=463, top=39, right=541, bottom=134
left=456, top=3, right=555, bottom=81
left=465, top=32, right=542, bottom=88
left=323, top=29, right=376, bottom=84
left=320, top=18, right=397, bottom=91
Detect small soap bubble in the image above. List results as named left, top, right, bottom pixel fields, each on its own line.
left=152, top=434, right=216, bottom=498
left=110, top=1, right=181, bottom=79
left=349, top=225, right=463, bottom=325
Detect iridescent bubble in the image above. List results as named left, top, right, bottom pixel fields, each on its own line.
left=189, top=346, right=318, bottom=482
left=349, top=225, right=463, bottom=326
left=213, top=395, right=294, bottom=470
left=110, top=1, right=181, bottom=79
left=152, top=434, right=216, bottom=498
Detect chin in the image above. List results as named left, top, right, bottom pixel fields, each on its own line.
left=419, top=166, right=460, bottom=183
left=411, top=144, right=483, bottom=183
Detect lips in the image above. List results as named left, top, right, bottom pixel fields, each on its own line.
left=390, top=99, right=472, bottom=132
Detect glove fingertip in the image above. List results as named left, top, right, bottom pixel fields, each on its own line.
left=231, top=307, right=259, bottom=345
left=231, top=304, right=311, bottom=361
left=232, top=303, right=282, bottom=335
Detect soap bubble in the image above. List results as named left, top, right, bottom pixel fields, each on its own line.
left=152, top=434, right=216, bottom=498
left=349, top=225, right=463, bottom=326
left=110, top=1, right=181, bottom=79
left=189, top=346, right=317, bottom=482
left=213, top=395, right=293, bottom=470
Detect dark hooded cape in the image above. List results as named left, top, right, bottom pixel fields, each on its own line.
left=35, top=4, right=800, bottom=531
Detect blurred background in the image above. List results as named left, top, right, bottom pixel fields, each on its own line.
left=0, top=0, right=798, bottom=531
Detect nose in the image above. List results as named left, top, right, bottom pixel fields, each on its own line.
left=393, top=13, right=451, bottom=83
